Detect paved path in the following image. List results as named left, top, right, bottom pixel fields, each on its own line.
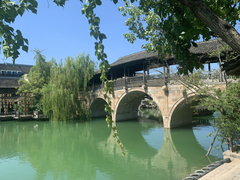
left=199, top=159, right=240, bottom=180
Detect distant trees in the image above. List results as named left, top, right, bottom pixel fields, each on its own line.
left=17, top=49, right=56, bottom=111
left=17, top=50, right=95, bottom=121
left=41, top=53, right=95, bottom=121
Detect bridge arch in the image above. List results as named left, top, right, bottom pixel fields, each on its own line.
left=90, top=98, right=108, bottom=118
left=167, top=92, right=201, bottom=128
left=113, top=89, right=164, bottom=122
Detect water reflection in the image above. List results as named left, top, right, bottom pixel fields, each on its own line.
left=0, top=117, right=227, bottom=180
left=138, top=108, right=163, bottom=121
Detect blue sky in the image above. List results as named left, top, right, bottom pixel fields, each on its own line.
left=2, top=1, right=146, bottom=66
left=2, top=0, right=222, bottom=71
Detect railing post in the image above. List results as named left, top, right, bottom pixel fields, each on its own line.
left=143, top=62, right=145, bottom=85
left=167, top=66, right=170, bottom=83
left=163, top=66, right=166, bottom=84
left=147, top=68, right=149, bottom=81
left=124, top=65, right=126, bottom=88
left=219, top=62, right=223, bottom=82
left=208, top=62, right=211, bottom=79
left=111, top=71, right=114, bottom=89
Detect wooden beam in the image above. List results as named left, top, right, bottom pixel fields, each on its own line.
left=208, top=62, right=211, bottom=79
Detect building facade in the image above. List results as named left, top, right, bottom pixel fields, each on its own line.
left=0, top=63, right=33, bottom=113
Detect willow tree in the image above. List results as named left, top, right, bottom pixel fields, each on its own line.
left=41, top=53, right=95, bottom=121
left=17, top=49, right=57, bottom=111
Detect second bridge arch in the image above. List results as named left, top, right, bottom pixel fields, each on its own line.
left=113, top=89, right=164, bottom=122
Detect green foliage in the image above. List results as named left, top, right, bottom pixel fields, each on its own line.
left=184, top=69, right=240, bottom=149
left=72, top=0, right=126, bottom=155
left=41, top=53, right=94, bottom=122
left=13, top=104, right=23, bottom=112
left=172, top=67, right=240, bottom=150
left=17, top=49, right=56, bottom=110
left=0, top=0, right=38, bottom=63
left=17, top=50, right=94, bottom=121
left=212, top=81, right=240, bottom=138
left=118, top=0, right=240, bottom=74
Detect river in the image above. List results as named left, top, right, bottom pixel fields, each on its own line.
left=0, top=112, right=227, bottom=180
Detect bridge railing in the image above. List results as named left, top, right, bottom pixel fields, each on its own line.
left=88, top=75, right=171, bottom=91
left=88, top=72, right=234, bottom=92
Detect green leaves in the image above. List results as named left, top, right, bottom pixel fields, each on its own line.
left=99, top=33, right=107, bottom=42
left=39, top=52, right=95, bottom=121
left=96, top=0, right=102, bottom=6
left=191, top=41, right=198, bottom=47
left=53, top=0, right=68, bottom=7
left=187, top=68, right=240, bottom=146
left=22, top=45, right=28, bottom=52
left=0, top=0, right=38, bottom=62
left=118, top=0, right=240, bottom=75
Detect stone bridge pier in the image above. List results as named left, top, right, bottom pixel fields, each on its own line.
left=88, top=83, right=226, bottom=129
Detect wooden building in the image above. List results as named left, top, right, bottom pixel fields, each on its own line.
left=0, top=63, right=33, bottom=113
left=92, top=39, right=231, bottom=86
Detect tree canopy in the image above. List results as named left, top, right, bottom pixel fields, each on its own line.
left=53, top=0, right=240, bottom=74
left=17, top=51, right=95, bottom=121
left=17, top=49, right=57, bottom=111
left=0, top=0, right=38, bottom=62
left=17, top=49, right=56, bottom=99
left=175, top=69, right=240, bottom=151
left=41, top=52, right=95, bottom=121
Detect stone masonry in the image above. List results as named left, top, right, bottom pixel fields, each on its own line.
left=88, top=81, right=226, bottom=129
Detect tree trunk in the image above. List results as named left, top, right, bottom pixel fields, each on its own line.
left=175, top=0, right=240, bottom=55
left=229, top=138, right=233, bottom=152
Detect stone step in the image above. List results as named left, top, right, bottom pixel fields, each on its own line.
left=217, top=160, right=240, bottom=180
left=199, top=160, right=240, bottom=180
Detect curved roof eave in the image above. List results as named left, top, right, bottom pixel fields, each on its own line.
left=94, top=39, right=228, bottom=75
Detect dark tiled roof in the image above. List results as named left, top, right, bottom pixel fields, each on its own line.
left=111, top=39, right=227, bottom=67
left=94, top=39, right=228, bottom=75
left=111, top=51, right=158, bottom=67
left=0, top=64, right=33, bottom=88
left=189, top=39, right=227, bottom=54
left=0, top=79, right=20, bottom=88
left=0, top=63, right=33, bottom=74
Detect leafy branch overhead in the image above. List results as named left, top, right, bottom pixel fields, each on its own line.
left=119, top=0, right=240, bottom=74
left=0, top=0, right=38, bottom=63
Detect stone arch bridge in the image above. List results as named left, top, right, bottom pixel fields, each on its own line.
left=87, top=39, right=234, bottom=128
left=87, top=77, right=226, bottom=129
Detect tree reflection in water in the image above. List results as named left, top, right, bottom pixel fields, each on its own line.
left=0, top=117, right=227, bottom=180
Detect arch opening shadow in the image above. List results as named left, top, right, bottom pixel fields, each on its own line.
left=115, top=90, right=162, bottom=122
left=170, top=95, right=201, bottom=128
left=90, top=98, right=108, bottom=118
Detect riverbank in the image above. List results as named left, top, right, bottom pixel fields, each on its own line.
left=199, top=159, right=240, bottom=180
left=0, top=114, right=48, bottom=121
left=184, top=150, right=240, bottom=180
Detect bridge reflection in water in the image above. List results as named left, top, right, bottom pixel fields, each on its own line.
left=97, top=121, right=223, bottom=180
left=0, top=119, right=226, bottom=180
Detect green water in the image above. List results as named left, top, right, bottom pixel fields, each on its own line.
left=0, top=115, right=227, bottom=180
